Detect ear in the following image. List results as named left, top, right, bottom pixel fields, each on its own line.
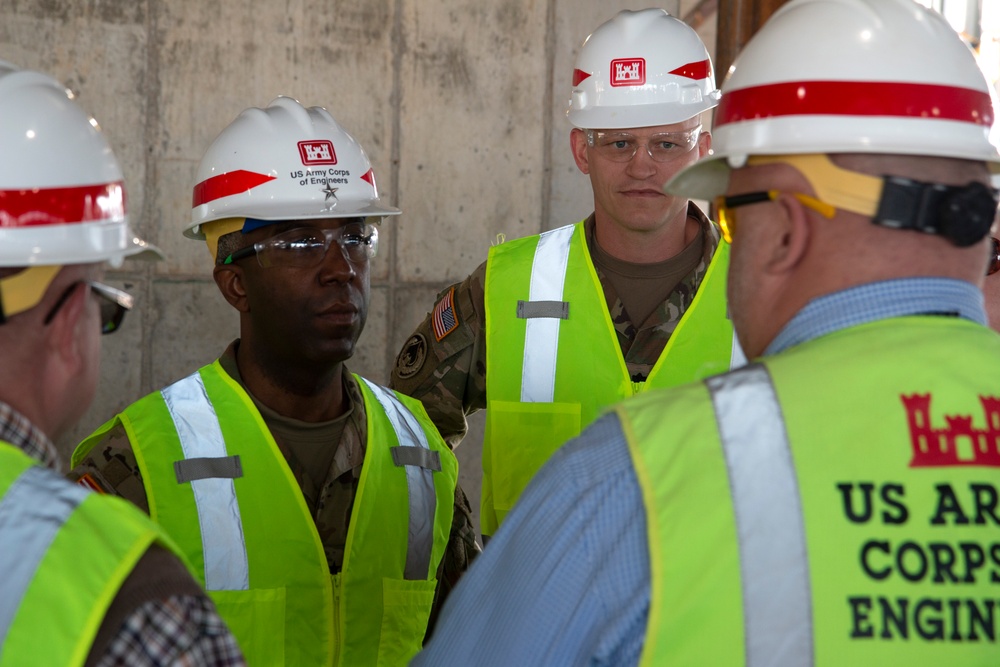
left=697, top=130, right=712, bottom=159
left=46, top=283, right=89, bottom=374
left=764, top=193, right=812, bottom=275
left=213, top=264, right=251, bottom=313
left=570, top=128, right=591, bottom=175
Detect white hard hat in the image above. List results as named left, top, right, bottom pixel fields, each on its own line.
left=187, top=96, right=400, bottom=240
left=668, top=0, right=1000, bottom=200
left=0, top=61, right=161, bottom=267
left=566, top=8, right=720, bottom=129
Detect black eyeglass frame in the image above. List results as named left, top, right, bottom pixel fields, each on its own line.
left=43, top=280, right=134, bottom=335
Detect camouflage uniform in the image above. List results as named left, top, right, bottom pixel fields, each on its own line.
left=69, top=341, right=479, bottom=637
left=390, top=203, right=721, bottom=447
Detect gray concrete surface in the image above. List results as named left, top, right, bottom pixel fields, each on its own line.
left=0, top=0, right=714, bottom=539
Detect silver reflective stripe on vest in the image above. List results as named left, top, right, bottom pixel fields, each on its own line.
left=162, top=372, right=249, bottom=591
left=730, top=334, right=748, bottom=370
left=706, top=364, right=814, bottom=667
left=0, top=466, right=89, bottom=646
left=521, top=224, right=575, bottom=402
left=360, top=379, right=438, bottom=580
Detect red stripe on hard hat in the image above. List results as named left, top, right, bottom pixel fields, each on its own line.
left=717, top=81, right=994, bottom=127
left=192, top=170, right=277, bottom=208
left=669, top=59, right=711, bottom=81
left=0, top=182, right=125, bottom=227
left=573, top=69, right=592, bottom=86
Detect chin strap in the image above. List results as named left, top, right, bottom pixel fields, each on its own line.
left=873, top=178, right=999, bottom=247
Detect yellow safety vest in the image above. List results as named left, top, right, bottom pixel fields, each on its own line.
left=482, top=221, right=737, bottom=534
left=74, top=362, right=457, bottom=666
left=0, top=444, right=175, bottom=667
left=621, top=316, right=1000, bottom=665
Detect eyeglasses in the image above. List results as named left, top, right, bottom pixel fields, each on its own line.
left=43, top=280, right=134, bottom=334
left=223, top=221, right=379, bottom=268
left=713, top=190, right=837, bottom=243
left=586, top=126, right=701, bottom=163
left=989, top=237, right=1000, bottom=276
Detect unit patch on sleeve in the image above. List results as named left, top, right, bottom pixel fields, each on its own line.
left=432, top=287, right=459, bottom=342
left=395, top=333, right=428, bottom=379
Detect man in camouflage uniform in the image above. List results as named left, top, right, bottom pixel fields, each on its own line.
left=391, top=9, right=743, bottom=540
left=70, top=97, right=478, bottom=666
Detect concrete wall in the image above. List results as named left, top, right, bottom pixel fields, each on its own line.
left=0, top=0, right=715, bottom=536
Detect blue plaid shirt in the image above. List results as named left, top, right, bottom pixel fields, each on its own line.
left=411, top=278, right=986, bottom=667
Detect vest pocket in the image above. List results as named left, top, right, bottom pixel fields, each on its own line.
left=377, top=577, right=436, bottom=666
left=210, top=587, right=286, bottom=665
left=489, top=400, right=581, bottom=518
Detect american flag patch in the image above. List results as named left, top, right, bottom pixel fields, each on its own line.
left=432, top=287, right=459, bottom=341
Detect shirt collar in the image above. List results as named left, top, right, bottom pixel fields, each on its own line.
left=765, top=277, right=987, bottom=356
left=0, top=400, right=60, bottom=472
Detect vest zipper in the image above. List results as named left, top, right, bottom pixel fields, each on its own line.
left=331, top=573, right=342, bottom=666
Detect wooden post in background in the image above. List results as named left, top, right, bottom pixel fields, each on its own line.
left=715, top=0, right=791, bottom=86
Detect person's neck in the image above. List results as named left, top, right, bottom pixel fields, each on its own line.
left=235, top=342, right=347, bottom=423
left=593, top=207, right=699, bottom=263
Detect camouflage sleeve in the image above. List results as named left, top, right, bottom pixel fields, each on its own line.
left=67, top=423, right=151, bottom=514
left=389, top=261, right=488, bottom=449
left=425, top=482, right=481, bottom=641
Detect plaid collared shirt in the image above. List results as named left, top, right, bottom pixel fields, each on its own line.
left=0, top=401, right=245, bottom=666
left=0, top=400, right=61, bottom=471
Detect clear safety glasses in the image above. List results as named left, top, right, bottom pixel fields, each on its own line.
left=586, top=126, right=701, bottom=163
left=223, top=220, right=380, bottom=269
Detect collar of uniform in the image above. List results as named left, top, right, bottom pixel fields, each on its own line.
left=218, top=339, right=368, bottom=476
left=0, top=399, right=60, bottom=471
left=582, top=202, right=720, bottom=261
left=765, top=277, right=987, bottom=356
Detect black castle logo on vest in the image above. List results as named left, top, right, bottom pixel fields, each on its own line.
left=902, top=394, right=1000, bottom=467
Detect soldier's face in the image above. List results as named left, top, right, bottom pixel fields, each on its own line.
left=237, top=218, right=371, bottom=368
left=572, top=118, right=710, bottom=238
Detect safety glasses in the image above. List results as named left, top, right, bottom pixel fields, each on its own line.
left=586, top=126, right=701, bottom=163
left=223, top=221, right=379, bottom=268
left=44, top=280, right=134, bottom=334
left=713, top=191, right=836, bottom=243
left=989, top=237, right=1000, bottom=276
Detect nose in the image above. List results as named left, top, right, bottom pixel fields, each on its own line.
left=625, top=142, right=657, bottom=177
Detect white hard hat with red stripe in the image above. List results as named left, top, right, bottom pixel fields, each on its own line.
left=187, top=96, right=399, bottom=240
left=566, top=8, right=720, bottom=129
left=0, top=61, right=160, bottom=267
left=668, top=0, right=1000, bottom=201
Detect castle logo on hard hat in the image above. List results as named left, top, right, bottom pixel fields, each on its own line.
left=611, top=58, right=645, bottom=87
left=298, top=140, right=337, bottom=165
left=902, top=394, right=1000, bottom=467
